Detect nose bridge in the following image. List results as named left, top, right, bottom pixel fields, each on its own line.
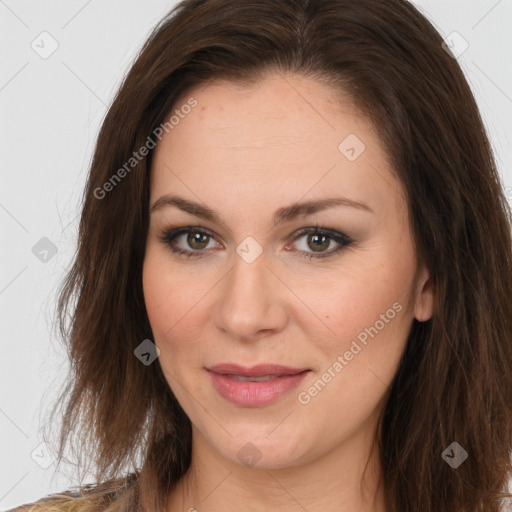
left=214, top=244, right=286, bottom=339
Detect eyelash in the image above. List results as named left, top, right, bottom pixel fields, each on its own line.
left=157, top=224, right=353, bottom=261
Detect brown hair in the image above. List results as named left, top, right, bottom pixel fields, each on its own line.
left=36, top=0, right=512, bottom=511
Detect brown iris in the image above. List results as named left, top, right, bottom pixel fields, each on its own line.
left=307, top=233, right=330, bottom=252
left=187, top=232, right=210, bottom=250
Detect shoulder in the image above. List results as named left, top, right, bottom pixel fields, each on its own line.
left=4, top=473, right=140, bottom=512
left=4, top=488, right=81, bottom=511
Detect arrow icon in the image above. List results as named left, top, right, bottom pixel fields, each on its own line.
left=441, top=442, right=468, bottom=468
left=441, top=32, right=469, bottom=59
left=236, top=442, right=263, bottom=467
left=32, top=237, right=58, bottom=263
left=31, top=31, right=59, bottom=59
left=236, top=236, right=263, bottom=263
left=338, top=134, right=365, bottom=161
left=31, top=441, right=55, bottom=469
left=134, top=339, right=160, bottom=365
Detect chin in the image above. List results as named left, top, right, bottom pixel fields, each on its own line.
left=208, top=424, right=313, bottom=470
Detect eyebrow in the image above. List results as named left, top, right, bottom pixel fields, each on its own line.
left=150, top=194, right=374, bottom=229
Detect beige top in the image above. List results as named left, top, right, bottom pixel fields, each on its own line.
left=4, top=474, right=140, bottom=512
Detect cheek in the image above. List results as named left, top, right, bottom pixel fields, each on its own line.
left=142, top=249, right=215, bottom=362
left=290, top=258, right=414, bottom=357
left=290, top=263, right=414, bottom=441
left=142, top=231, right=416, bottom=371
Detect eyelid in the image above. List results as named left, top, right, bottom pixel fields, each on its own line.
left=158, top=224, right=353, bottom=260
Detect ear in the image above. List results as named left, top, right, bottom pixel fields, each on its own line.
left=414, top=265, right=434, bottom=322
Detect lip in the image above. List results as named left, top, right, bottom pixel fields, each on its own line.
left=207, top=363, right=309, bottom=377
left=206, top=364, right=311, bottom=407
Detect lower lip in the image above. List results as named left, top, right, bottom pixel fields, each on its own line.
left=208, top=370, right=310, bottom=407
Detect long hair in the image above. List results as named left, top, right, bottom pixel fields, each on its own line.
left=34, top=0, right=512, bottom=511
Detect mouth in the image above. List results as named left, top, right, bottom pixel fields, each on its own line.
left=206, top=363, right=311, bottom=407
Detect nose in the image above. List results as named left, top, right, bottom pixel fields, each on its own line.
left=213, top=248, right=288, bottom=342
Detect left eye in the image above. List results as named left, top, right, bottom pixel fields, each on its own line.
left=290, top=230, right=346, bottom=258
left=158, top=226, right=353, bottom=260
left=287, top=227, right=353, bottom=260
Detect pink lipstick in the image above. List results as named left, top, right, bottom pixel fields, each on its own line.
left=206, top=364, right=310, bottom=407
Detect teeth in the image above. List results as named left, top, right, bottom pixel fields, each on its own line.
left=227, top=374, right=280, bottom=382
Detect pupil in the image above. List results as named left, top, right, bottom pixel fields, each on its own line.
left=189, top=232, right=208, bottom=249
left=310, top=234, right=328, bottom=252
left=186, top=232, right=330, bottom=252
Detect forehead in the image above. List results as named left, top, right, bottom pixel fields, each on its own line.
left=150, top=73, right=404, bottom=221
left=158, top=73, right=368, bottom=152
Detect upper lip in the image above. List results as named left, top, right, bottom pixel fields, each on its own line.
left=207, top=363, right=310, bottom=377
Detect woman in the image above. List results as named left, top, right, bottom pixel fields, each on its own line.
left=9, top=0, right=512, bottom=510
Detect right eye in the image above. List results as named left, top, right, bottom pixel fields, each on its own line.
left=158, top=227, right=222, bottom=259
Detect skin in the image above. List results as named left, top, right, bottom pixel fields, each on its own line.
left=142, top=72, right=434, bottom=512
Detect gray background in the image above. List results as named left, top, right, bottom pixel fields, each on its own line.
left=1, top=0, right=511, bottom=509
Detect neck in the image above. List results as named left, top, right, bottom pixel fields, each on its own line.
left=167, top=423, right=387, bottom=512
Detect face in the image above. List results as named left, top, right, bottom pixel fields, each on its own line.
left=142, top=72, right=433, bottom=470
